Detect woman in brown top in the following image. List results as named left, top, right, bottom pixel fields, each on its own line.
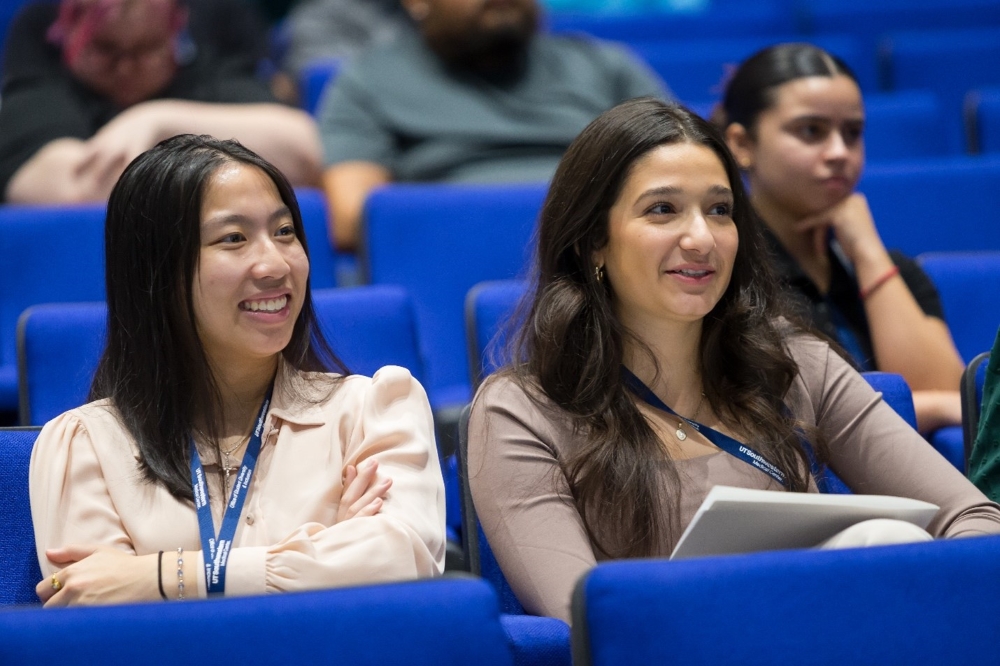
left=468, top=98, right=1000, bottom=624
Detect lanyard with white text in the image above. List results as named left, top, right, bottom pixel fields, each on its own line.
left=621, top=367, right=787, bottom=487
left=189, top=385, right=273, bottom=595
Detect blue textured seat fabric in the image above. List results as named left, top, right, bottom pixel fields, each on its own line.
left=0, top=427, right=43, bottom=606
left=573, top=535, right=1000, bottom=666
left=0, top=578, right=515, bottom=665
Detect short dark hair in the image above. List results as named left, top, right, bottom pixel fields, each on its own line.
left=509, top=98, right=817, bottom=557
left=720, top=43, right=858, bottom=133
left=91, top=134, right=346, bottom=500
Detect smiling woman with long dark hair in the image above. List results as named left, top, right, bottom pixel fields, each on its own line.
left=467, top=98, right=1000, bottom=624
left=29, top=134, right=444, bottom=606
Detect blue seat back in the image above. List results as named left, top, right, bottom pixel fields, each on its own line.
left=465, top=280, right=529, bottom=388
left=546, top=4, right=795, bottom=43
left=631, top=34, right=875, bottom=102
left=859, top=156, right=1000, bottom=255
left=572, top=535, right=1000, bottom=666
left=970, top=88, right=1000, bottom=154
left=294, top=188, right=340, bottom=290
left=300, top=57, right=341, bottom=116
left=311, top=286, right=425, bottom=383
left=0, top=205, right=106, bottom=411
left=916, top=251, right=1000, bottom=363
left=883, top=27, right=1000, bottom=146
left=361, top=184, right=545, bottom=410
left=17, top=303, right=107, bottom=426
left=0, top=578, right=514, bottom=665
left=862, top=371, right=918, bottom=431
left=864, top=91, right=951, bottom=160
left=0, top=427, right=43, bottom=606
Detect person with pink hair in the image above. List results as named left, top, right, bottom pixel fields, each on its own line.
left=0, top=0, right=322, bottom=204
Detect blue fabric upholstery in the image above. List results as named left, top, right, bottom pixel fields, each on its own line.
left=573, top=535, right=1000, bottom=666
left=300, top=57, right=342, bottom=116
left=859, top=156, right=1000, bottom=256
left=546, top=5, right=794, bottom=42
left=916, top=251, right=1000, bottom=364
left=294, top=187, right=341, bottom=289
left=362, top=184, right=545, bottom=411
left=928, top=425, right=965, bottom=472
left=0, top=578, right=514, bottom=665
left=312, top=285, right=426, bottom=382
left=0, top=427, right=43, bottom=606
left=500, top=615, right=572, bottom=666
left=17, top=302, right=106, bottom=426
left=972, top=87, right=1000, bottom=154
left=0, top=205, right=106, bottom=411
left=465, top=280, right=529, bottom=387
left=864, top=91, right=951, bottom=160
left=884, top=27, right=1000, bottom=127
left=631, top=34, right=875, bottom=102
left=861, top=371, right=918, bottom=429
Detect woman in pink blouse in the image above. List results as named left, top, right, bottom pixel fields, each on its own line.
left=30, top=134, right=445, bottom=606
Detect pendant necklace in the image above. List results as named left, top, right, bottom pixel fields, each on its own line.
left=219, top=438, right=246, bottom=498
left=674, top=392, right=706, bottom=442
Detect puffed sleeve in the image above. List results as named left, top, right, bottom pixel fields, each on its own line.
left=223, top=366, right=446, bottom=595
left=29, top=410, right=135, bottom=577
left=468, top=375, right=596, bottom=624
left=789, top=335, right=1000, bottom=537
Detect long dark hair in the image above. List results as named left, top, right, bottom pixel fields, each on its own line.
left=90, top=134, right=347, bottom=501
left=719, top=43, right=858, bottom=132
left=510, top=98, right=820, bottom=558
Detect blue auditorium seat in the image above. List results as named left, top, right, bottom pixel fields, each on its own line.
left=864, top=91, right=951, bottom=160
left=0, top=205, right=106, bottom=414
left=17, top=302, right=106, bottom=426
left=300, top=57, right=342, bottom=116
left=916, top=252, right=1000, bottom=364
left=631, top=34, right=875, bottom=102
left=572, top=535, right=1000, bottom=666
left=0, top=427, right=43, bottom=606
left=294, top=187, right=341, bottom=289
left=882, top=27, right=1000, bottom=150
left=966, top=87, right=1000, bottom=154
left=465, top=280, right=528, bottom=388
left=0, top=577, right=515, bottom=665
left=859, top=156, right=1000, bottom=256
left=361, top=183, right=545, bottom=412
left=546, top=3, right=795, bottom=43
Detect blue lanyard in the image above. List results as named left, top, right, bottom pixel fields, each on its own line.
left=621, top=367, right=787, bottom=487
left=189, top=385, right=273, bottom=595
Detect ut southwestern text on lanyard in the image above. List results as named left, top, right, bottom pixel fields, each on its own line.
left=621, top=367, right=787, bottom=487
left=189, top=385, right=273, bottom=595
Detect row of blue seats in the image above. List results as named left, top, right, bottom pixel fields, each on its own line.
left=4, top=165, right=1000, bottom=420
left=4, top=399, right=1000, bottom=666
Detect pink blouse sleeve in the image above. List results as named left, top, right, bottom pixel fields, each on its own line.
left=29, top=410, right=135, bottom=578
left=224, top=366, right=447, bottom=595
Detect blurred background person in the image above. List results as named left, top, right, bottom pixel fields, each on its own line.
left=718, top=43, right=964, bottom=434
left=0, top=0, right=322, bottom=204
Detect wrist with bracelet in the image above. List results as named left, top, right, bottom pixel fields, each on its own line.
left=859, top=265, right=900, bottom=300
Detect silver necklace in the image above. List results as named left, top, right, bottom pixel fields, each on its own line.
left=674, top=393, right=706, bottom=442
left=219, top=437, right=246, bottom=498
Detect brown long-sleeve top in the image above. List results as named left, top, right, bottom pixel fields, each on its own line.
left=468, top=334, right=1000, bottom=623
left=30, top=363, right=446, bottom=598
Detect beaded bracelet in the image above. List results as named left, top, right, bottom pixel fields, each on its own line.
left=157, top=550, right=167, bottom=600
left=176, top=547, right=186, bottom=600
left=860, top=265, right=900, bottom=300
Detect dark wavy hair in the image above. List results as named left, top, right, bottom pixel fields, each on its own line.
left=510, top=98, right=821, bottom=558
left=718, top=42, right=858, bottom=132
left=90, top=134, right=347, bottom=501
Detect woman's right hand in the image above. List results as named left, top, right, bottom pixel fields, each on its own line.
left=337, top=459, right=392, bottom=522
left=795, top=193, right=892, bottom=278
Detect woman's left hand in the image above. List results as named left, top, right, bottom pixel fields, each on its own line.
left=37, top=545, right=160, bottom=607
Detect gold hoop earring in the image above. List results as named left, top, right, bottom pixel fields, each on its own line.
left=594, top=264, right=605, bottom=283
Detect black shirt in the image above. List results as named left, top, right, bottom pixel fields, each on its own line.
left=0, top=0, right=274, bottom=199
left=764, top=228, right=945, bottom=371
